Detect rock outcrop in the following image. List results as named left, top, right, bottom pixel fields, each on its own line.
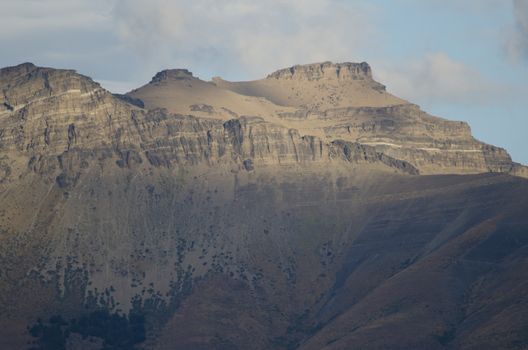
left=150, top=68, right=195, bottom=83
left=136, top=62, right=528, bottom=177
left=266, top=61, right=373, bottom=81
left=286, top=103, right=517, bottom=174
left=0, top=63, right=420, bottom=186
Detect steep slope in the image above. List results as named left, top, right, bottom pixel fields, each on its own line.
left=0, top=62, right=527, bottom=350
left=298, top=187, right=528, bottom=350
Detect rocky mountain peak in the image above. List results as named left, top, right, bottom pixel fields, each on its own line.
left=0, top=62, right=39, bottom=85
left=150, top=69, right=195, bottom=83
left=0, top=62, right=36, bottom=75
left=0, top=63, right=103, bottom=109
left=266, top=61, right=372, bottom=81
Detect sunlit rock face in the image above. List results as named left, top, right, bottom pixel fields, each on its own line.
left=266, top=61, right=374, bottom=81
left=0, top=62, right=527, bottom=350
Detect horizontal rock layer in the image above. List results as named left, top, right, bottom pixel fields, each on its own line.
left=0, top=63, right=425, bottom=183
left=1, top=62, right=526, bottom=181
left=267, top=61, right=373, bottom=81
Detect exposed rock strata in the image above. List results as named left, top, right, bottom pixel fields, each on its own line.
left=266, top=61, right=373, bottom=81
left=210, top=63, right=527, bottom=177
left=0, top=63, right=429, bottom=180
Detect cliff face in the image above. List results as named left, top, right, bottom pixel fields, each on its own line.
left=2, top=62, right=524, bottom=179
left=276, top=103, right=515, bottom=174
left=266, top=61, right=373, bottom=81
left=143, top=62, right=527, bottom=177
left=0, top=63, right=421, bottom=184
left=0, top=62, right=527, bottom=350
left=2, top=61, right=516, bottom=183
left=0, top=63, right=137, bottom=155
left=150, top=69, right=195, bottom=83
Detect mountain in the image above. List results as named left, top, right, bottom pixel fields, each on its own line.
left=130, top=62, right=528, bottom=177
left=0, top=61, right=527, bottom=350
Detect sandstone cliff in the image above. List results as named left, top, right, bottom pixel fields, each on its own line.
left=138, top=61, right=527, bottom=177
left=0, top=62, right=425, bottom=185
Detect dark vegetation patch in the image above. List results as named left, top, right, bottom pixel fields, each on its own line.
left=434, top=325, right=457, bottom=346
left=28, top=309, right=145, bottom=350
left=3, top=102, right=14, bottom=111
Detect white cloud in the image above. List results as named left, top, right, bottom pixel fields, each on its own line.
left=408, top=0, right=507, bottom=12
left=373, top=53, right=497, bottom=107
left=0, top=0, right=111, bottom=33
left=110, top=0, right=378, bottom=79
left=0, top=0, right=524, bottom=99
left=1, top=0, right=526, bottom=163
left=506, top=0, right=528, bottom=62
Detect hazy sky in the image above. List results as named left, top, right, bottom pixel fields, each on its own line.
left=1, top=0, right=527, bottom=163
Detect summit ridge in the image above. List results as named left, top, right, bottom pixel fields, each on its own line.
left=266, top=61, right=373, bottom=81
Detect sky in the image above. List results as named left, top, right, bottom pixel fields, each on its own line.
left=1, top=0, right=527, bottom=163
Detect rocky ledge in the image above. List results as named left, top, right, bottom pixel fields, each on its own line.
left=267, top=61, right=373, bottom=81
left=150, top=69, right=195, bottom=83
left=0, top=62, right=526, bottom=179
